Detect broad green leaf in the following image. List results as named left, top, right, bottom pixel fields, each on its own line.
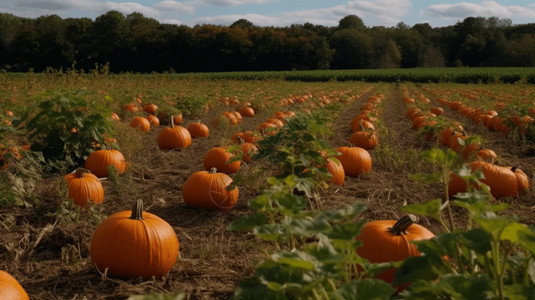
left=504, top=284, right=535, bottom=300
left=410, top=172, right=442, bottom=183
left=518, top=228, right=535, bottom=255
left=317, top=202, right=367, bottom=222
left=394, top=256, right=439, bottom=286
left=326, top=221, right=365, bottom=240
left=276, top=193, right=308, bottom=214
left=285, top=217, right=331, bottom=236
left=460, top=228, right=492, bottom=254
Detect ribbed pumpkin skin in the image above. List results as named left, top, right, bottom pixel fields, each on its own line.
left=85, top=150, right=127, bottom=178
left=182, top=170, right=239, bottom=211
left=326, top=159, right=345, bottom=186
left=64, top=169, right=104, bottom=206
left=187, top=123, right=209, bottom=138
left=0, top=270, right=29, bottom=300
left=448, top=161, right=518, bottom=199
left=356, top=218, right=435, bottom=286
left=157, top=126, right=192, bottom=150
left=90, top=202, right=179, bottom=278
left=336, top=147, right=372, bottom=177
left=239, top=142, right=258, bottom=163
left=130, top=116, right=151, bottom=131
left=349, top=131, right=378, bottom=150
left=203, top=147, right=241, bottom=174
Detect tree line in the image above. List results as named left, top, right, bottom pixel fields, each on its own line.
left=1, top=11, right=534, bottom=73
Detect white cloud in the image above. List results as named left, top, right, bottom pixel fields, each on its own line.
left=423, top=1, right=535, bottom=20
left=202, top=0, right=273, bottom=6
left=155, top=1, right=195, bottom=14
left=193, top=0, right=412, bottom=27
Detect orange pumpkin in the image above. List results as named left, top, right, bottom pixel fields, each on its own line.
left=187, top=122, right=210, bottom=138
left=326, top=158, right=345, bottom=186
left=336, top=146, right=372, bottom=177
left=85, top=149, right=127, bottom=178
left=238, top=106, right=255, bottom=117
left=64, top=168, right=104, bottom=206
left=356, top=215, right=435, bottom=289
left=123, top=103, right=139, bottom=113
left=145, top=115, right=160, bottom=127
left=142, top=103, right=158, bottom=115
left=448, top=161, right=517, bottom=199
left=110, top=112, right=120, bottom=122
left=130, top=116, right=151, bottom=131
left=182, top=168, right=239, bottom=211
left=0, top=270, right=29, bottom=300
left=475, top=149, right=497, bottom=163
left=237, top=138, right=258, bottom=163
left=90, top=199, right=179, bottom=278
left=203, top=147, right=241, bottom=174
left=349, top=130, right=378, bottom=150
left=511, top=167, right=530, bottom=195
left=157, top=118, right=192, bottom=150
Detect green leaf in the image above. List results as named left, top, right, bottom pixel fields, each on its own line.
left=276, top=193, right=308, bottom=214
left=285, top=217, right=331, bottom=236
left=336, top=279, right=395, bottom=300
left=460, top=228, right=492, bottom=254
left=317, top=202, right=367, bottom=222
left=517, top=228, right=535, bottom=255
left=394, top=255, right=439, bottom=286
left=400, top=198, right=443, bottom=219
left=504, top=284, right=535, bottom=300
left=227, top=213, right=267, bottom=232
left=410, top=172, right=442, bottom=183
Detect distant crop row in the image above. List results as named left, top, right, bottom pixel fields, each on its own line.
left=172, top=67, right=535, bottom=84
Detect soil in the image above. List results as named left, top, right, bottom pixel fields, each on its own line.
left=1, top=82, right=533, bottom=299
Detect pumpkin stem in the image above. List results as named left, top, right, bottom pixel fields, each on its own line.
left=129, top=199, right=145, bottom=220
left=511, top=166, right=517, bottom=172
left=170, top=116, right=175, bottom=128
left=74, top=167, right=91, bottom=178
left=389, top=214, right=418, bottom=235
left=210, top=167, right=218, bottom=174
left=237, top=136, right=245, bottom=145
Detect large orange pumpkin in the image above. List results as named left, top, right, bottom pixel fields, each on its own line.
left=511, top=167, right=530, bottom=195
left=182, top=168, right=239, bottom=211
left=203, top=147, right=241, bottom=174
left=129, top=116, right=151, bottom=131
left=85, top=149, right=127, bottom=178
left=0, top=270, right=29, bottom=300
left=64, top=168, right=104, bottom=206
left=90, top=199, right=179, bottom=278
left=326, top=158, right=345, bottom=186
left=448, top=161, right=517, bottom=199
left=336, top=146, right=372, bottom=177
left=356, top=215, right=435, bottom=289
left=349, top=130, right=378, bottom=150
left=157, top=118, right=192, bottom=150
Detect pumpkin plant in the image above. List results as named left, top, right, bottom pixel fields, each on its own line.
left=0, top=270, right=29, bottom=300
left=64, top=168, right=104, bottom=206
left=90, top=199, right=179, bottom=278
left=20, top=90, right=114, bottom=172
left=182, top=168, right=239, bottom=211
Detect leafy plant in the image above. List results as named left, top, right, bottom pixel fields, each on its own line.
left=399, top=147, right=535, bottom=299
left=19, top=89, right=114, bottom=173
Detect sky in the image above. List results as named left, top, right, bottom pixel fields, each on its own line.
left=1, top=0, right=535, bottom=28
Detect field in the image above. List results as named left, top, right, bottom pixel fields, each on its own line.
left=0, top=70, right=534, bottom=299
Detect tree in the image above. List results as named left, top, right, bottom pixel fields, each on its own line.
left=330, top=29, right=373, bottom=69
left=338, top=15, right=365, bottom=30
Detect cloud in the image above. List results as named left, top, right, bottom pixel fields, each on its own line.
left=202, top=0, right=273, bottom=6
left=192, top=0, right=411, bottom=27
left=13, top=0, right=101, bottom=11
left=154, top=1, right=195, bottom=14
left=423, top=1, right=535, bottom=20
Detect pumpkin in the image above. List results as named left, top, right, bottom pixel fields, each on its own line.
left=511, top=167, right=530, bottom=195
left=475, top=149, right=497, bottom=163
left=0, top=270, right=29, bottom=300
left=356, top=215, right=435, bottom=289
left=336, top=146, right=372, bottom=177
left=238, top=106, right=255, bottom=117
left=349, top=129, right=378, bottom=150
left=142, top=103, right=158, bottom=115
left=326, top=158, right=345, bottom=186
left=182, top=168, right=239, bottom=211
left=64, top=168, right=104, bottom=206
left=231, top=131, right=257, bottom=144
left=145, top=115, right=160, bottom=127
left=123, top=103, right=139, bottom=113
left=110, top=112, right=120, bottom=121
left=85, top=149, right=127, bottom=178
left=237, top=137, right=258, bottom=163
left=352, top=120, right=375, bottom=133
left=173, top=113, right=183, bottom=125
left=203, top=147, right=241, bottom=174
left=430, top=107, right=444, bottom=115
left=187, top=122, right=210, bottom=138
left=448, top=161, right=517, bottom=199
left=90, top=199, right=179, bottom=278
left=130, top=116, right=151, bottom=131
left=157, top=117, right=192, bottom=150
left=257, top=122, right=277, bottom=135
